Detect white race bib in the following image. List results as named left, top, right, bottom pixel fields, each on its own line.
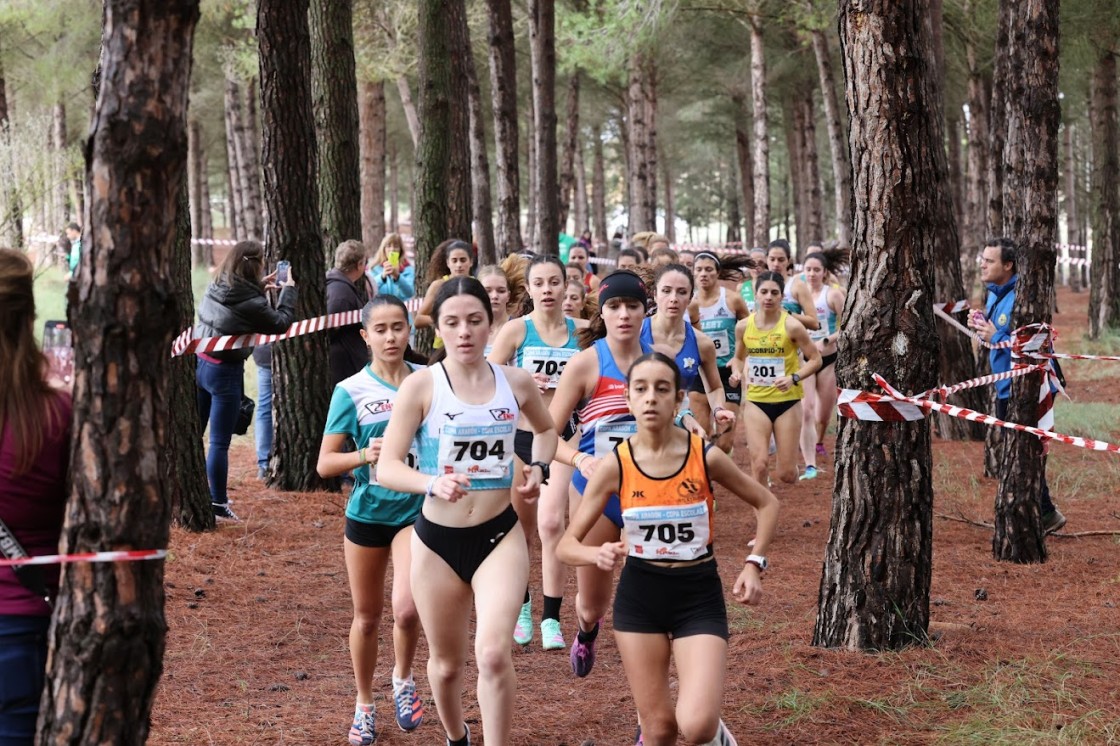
left=437, top=422, right=513, bottom=479
left=520, top=345, right=577, bottom=388
left=748, top=356, right=783, bottom=386
left=706, top=329, right=730, bottom=356
left=622, top=502, right=710, bottom=560
left=593, top=421, right=637, bottom=458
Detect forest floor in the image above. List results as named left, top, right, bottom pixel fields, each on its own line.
left=149, top=287, right=1120, bottom=745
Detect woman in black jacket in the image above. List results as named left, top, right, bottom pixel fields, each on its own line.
left=195, top=240, right=297, bottom=519
left=325, top=239, right=373, bottom=386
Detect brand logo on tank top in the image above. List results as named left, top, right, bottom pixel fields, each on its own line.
left=716, top=307, right=730, bottom=317
left=444, top=412, right=463, bottom=420
left=490, top=407, right=516, bottom=422
left=682, top=357, right=696, bottom=370
left=630, top=490, right=646, bottom=499
left=677, top=478, right=702, bottom=497
left=364, top=399, right=393, bottom=416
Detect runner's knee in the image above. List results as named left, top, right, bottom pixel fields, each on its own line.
left=474, top=639, right=512, bottom=679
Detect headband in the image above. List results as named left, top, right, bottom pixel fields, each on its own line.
left=597, top=270, right=649, bottom=309
left=694, top=251, right=721, bottom=268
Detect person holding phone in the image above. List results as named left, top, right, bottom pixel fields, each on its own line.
left=369, top=233, right=416, bottom=302
left=195, top=240, right=297, bottom=520
left=0, top=249, right=73, bottom=743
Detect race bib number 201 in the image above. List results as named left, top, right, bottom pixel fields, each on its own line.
left=747, top=356, right=783, bottom=386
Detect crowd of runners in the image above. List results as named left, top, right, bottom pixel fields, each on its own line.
left=306, top=232, right=851, bottom=746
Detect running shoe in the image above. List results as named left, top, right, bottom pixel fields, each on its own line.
left=392, top=676, right=423, bottom=731
left=570, top=622, right=598, bottom=677
left=446, top=723, right=470, bottom=746
left=717, top=719, right=739, bottom=746
left=634, top=726, right=643, bottom=745
left=514, top=599, right=533, bottom=645
left=1042, top=508, right=1067, bottom=535
left=815, top=442, right=827, bottom=458
left=348, top=703, right=376, bottom=746
left=540, top=618, right=565, bottom=650
left=799, top=466, right=819, bottom=481
left=212, top=502, right=239, bottom=521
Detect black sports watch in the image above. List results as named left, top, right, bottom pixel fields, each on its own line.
left=529, top=461, right=551, bottom=484
left=791, top=373, right=801, bottom=385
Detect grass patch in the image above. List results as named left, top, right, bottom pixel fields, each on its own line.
left=755, top=688, right=832, bottom=730
left=1053, top=402, right=1120, bottom=442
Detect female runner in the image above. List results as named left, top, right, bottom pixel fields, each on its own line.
left=798, top=250, right=847, bottom=479
left=736, top=248, right=767, bottom=313
left=558, top=352, right=779, bottom=746
left=563, top=280, right=590, bottom=320
left=414, top=238, right=473, bottom=333
left=316, top=296, right=425, bottom=744
left=729, top=272, right=821, bottom=486
left=567, top=244, right=601, bottom=293
left=764, top=240, right=819, bottom=332
left=378, top=277, right=557, bottom=746
left=476, top=264, right=514, bottom=355
left=640, top=264, right=735, bottom=442
left=689, top=252, right=754, bottom=452
left=488, top=255, right=589, bottom=650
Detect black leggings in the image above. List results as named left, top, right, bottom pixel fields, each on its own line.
left=413, top=505, right=519, bottom=585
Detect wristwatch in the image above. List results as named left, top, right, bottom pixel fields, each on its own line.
left=745, top=554, right=768, bottom=572
left=791, top=373, right=801, bottom=385
left=529, top=461, right=551, bottom=484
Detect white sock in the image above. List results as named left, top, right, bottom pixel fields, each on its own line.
left=355, top=701, right=373, bottom=713
left=392, top=673, right=413, bottom=693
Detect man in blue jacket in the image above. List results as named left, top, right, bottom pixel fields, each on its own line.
left=969, top=237, right=1066, bottom=534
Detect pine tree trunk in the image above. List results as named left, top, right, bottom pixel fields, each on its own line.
left=245, top=77, right=263, bottom=232
left=645, top=62, right=659, bottom=231
left=485, top=0, right=522, bottom=253
left=1088, top=46, right=1120, bottom=337
left=258, top=0, right=333, bottom=492
left=591, top=121, right=608, bottom=246
left=750, top=15, right=770, bottom=247
left=188, top=117, right=206, bottom=265
left=465, top=20, right=496, bottom=264
left=1065, top=123, right=1081, bottom=292
left=814, top=0, right=939, bottom=652
left=389, top=142, right=399, bottom=232
left=359, top=79, right=387, bottom=251
left=574, top=136, right=590, bottom=237
left=227, top=78, right=260, bottom=240
left=199, top=151, right=214, bottom=264
left=37, top=2, right=199, bottom=741
left=0, top=56, right=24, bottom=248
left=627, top=53, right=652, bottom=234
left=525, top=84, right=537, bottom=250
left=445, top=0, right=472, bottom=242
left=663, top=154, right=675, bottom=242
left=725, top=166, right=739, bottom=243
left=733, top=92, right=755, bottom=247
left=414, top=0, right=453, bottom=295
left=964, top=22, right=988, bottom=290
left=223, top=80, right=245, bottom=240
left=785, top=100, right=806, bottom=251
left=811, top=29, right=851, bottom=246
left=557, top=73, right=580, bottom=232
left=396, top=77, right=421, bottom=149
left=51, top=101, right=68, bottom=224
left=992, top=0, right=1060, bottom=564
left=800, top=93, right=823, bottom=247
left=168, top=172, right=214, bottom=531
left=529, top=0, right=558, bottom=252
left=311, top=0, right=362, bottom=247
left=947, top=113, right=965, bottom=231
left=986, top=1, right=1012, bottom=236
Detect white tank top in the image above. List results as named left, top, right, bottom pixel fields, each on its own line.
left=418, top=362, right=518, bottom=491
left=810, top=285, right=837, bottom=340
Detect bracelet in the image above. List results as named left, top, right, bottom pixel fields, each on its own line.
left=573, top=452, right=588, bottom=469
left=425, top=476, right=437, bottom=497
left=674, top=409, right=695, bottom=427
left=359, top=447, right=369, bottom=466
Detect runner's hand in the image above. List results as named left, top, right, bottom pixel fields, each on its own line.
left=713, top=406, right=736, bottom=429
left=733, top=564, right=763, bottom=604
left=595, top=541, right=626, bottom=572
left=680, top=413, right=707, bottom=439
left=773, top=375, right=793, bottom=392
left=531, top=372, right=551, bottom=392
left=576, top=455, right=600, bottom=480
left=431, top=474, right=471, bottom=502
left=517, top=464, right=543, bottom=502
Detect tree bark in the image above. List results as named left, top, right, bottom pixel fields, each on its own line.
left=244, top=77, right=263, bottom=232
left=814, top=0, right=940, bottom=652
left=558, top=73, right=581, bottom=233
left=591, top=121, right=608, bottom=247
left=414, top=0, right=453, bottom=298
left=574, top=135, right=590, bottom=237
left=465, top=16, right=496, bottom=264
left=51, top=101, right=69, bottom=226
left=799, top=92, right=823, bottom=248
left=187, top=117, right=206, bottom=265
left=947, top=112, right=965, bottom=231
left=733, top=92, right=755, bottom=247
left=396, top=77, right=421, bottom=149
left=258, top=0, right=333, bottom=492
left=37, top=2, right=199, bottom=741
left=811, top=28, right=851, bottom=246
left=485, top=0, right=522, bottom=253
left=0, top=53, right=24, bottom=248
left=785, top=99, right=806, bottom=251
left=724, top=165, right=739, bottom=243
left=750, top=15, right=770, bottom=247
left=1088, top=46, right=1120, bottom=337
left=445, top=0, right=472, bottom=243
left=1064, top=123, right=1081, bottom=292
left=525, top=83, right=537, bottom=250
left=359, top=79, right=387, bottom=251
left=227, top=78, right=260, bottom=240
left=645, top=62, right=659, bottom=231
left=986, top=0, right=1012, bottom=235
left=223, top=79, right=245, bottom=240
left=627, top=53, right=653, bottom=234
left=530, top=0, right=558, bottom=252
left=992, top=0, right=1061, bottom=564
left=388, top=141, right=399, bottom=232
left=311, top=0, right=362, bottom=249
left=663, top=153, right=675, bottom=242
left=964, top=20, right=988, bottom=291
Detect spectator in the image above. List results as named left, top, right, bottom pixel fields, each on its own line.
left=369, top=233, right=415, bottom=301
left=252, top=344, right=272, bottom=481
left=969, top=237, right=1066, bottom=534
left=65, top=223, right=81, bottom=277
left=0, top=248, right=72, bottom=743
left=195, top=240, right=297, bottom=520
left=327, top=240, right=373, bottom=386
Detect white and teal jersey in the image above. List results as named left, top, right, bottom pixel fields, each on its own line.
left=418, top=362, right=518, bottom=491
left=515, top=316, right=580, bottom=389
left=324, top=364, right=424, bottom=527
left=809, top=285, right=838, bottom=341
left=697, top=287, right=738, bottom=367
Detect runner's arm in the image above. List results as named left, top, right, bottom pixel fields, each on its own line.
left=556, top=454, right=624, bottom=569
left=376, top=373, right=434, bottom=495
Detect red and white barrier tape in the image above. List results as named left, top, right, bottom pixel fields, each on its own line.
left=0, top=548, right=167, bottom=568
left=916, top=364, right=1046, bottom=401
left=172, top=297, right=423, bottom=357
left=933, top=299, right=970, bottom=315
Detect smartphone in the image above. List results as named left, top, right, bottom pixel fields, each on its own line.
left=276, top=260, right=290, bottom=284
left=42, top=320, right=73, bottom=385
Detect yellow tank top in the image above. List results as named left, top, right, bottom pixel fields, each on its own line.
left=741, top=311, right=802, bottom=403
left=432, top=274, right=452, bottom=350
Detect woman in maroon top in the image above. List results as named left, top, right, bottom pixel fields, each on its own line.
left=0, top=248, right=72, bottom=743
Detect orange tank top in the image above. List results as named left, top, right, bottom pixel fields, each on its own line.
left=616, top=434, right=715, bottom=562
